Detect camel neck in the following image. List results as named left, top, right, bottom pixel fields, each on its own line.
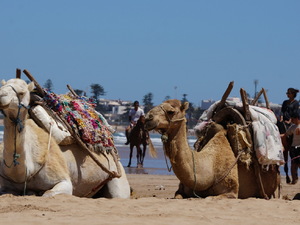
left=163, top=121, right=199, bottom=188
left=163, top=121, right=190, bottom=165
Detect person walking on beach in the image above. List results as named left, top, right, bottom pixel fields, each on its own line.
left=283, top=110, right=300, bottom=184
left=279, top=88, right=299, bottom=133
left=278, top=87, right=299, bottom=183
left=125, top=101, right=145, bottom=145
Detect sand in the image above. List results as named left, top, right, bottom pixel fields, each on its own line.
left=0, top=174, right=299, bottom=225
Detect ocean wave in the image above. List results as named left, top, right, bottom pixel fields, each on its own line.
left=0, top=129, right=197, bottom=148
left=113, top=132, right=196, bottom=148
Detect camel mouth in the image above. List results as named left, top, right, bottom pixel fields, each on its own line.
left=144, top=121, right=158, bottom=131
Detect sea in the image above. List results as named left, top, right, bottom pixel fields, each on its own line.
left=0, top=126, right=285, bottom=176
left=0, top=125, right=196, bottom=175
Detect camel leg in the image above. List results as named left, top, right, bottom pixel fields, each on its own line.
left=42, top=179, right=73, bottom=197
left=174, top=182, right=186, bottom=199
left=101, top=163, right=131, bottom=198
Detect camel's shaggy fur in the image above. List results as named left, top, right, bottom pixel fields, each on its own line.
left=145, top=99, right=279, bottom=199
left=0, top=78, right=130, bottom=198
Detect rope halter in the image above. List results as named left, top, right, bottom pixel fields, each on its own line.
left=158, top=104, right=186, bottom=143
left=4, top=84, right=30, bottom=133
left=2, top=84, right=30, bottom=168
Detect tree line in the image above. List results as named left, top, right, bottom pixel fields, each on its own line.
left=43, top=79, right=204, bottom=128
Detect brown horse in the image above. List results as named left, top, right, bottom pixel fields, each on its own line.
left=127, top=116, right=149, bottom=168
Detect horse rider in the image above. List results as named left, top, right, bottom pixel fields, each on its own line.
left=283, top=110, right=300, bottom=184
left=279, top=88, right=299, bottom=133
left=125, top=101, right=145, bottom=145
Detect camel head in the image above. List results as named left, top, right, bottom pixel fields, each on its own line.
left=145, top=99, right=189, bottom=134
left=0, top=78, right=34, bottom=111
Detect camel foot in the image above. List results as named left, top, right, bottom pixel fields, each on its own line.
left=286, top=176, right=291, bottom=184
left=137, top=163, right=143, bottom=168
left=174, top=193, right=184, bottom=199
left=127, top=164, right=131, bottom=168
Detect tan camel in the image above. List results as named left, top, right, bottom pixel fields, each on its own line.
left=145, top=99, right=279, bottom=199
left=0, top=78, right=130, bottom=198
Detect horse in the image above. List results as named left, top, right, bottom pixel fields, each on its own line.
left=0, top=78, right=130, bottom=198
left=127, top=116, right=149, bottom=168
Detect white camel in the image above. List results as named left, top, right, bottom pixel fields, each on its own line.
left=0, top=78, right=130, bottom=198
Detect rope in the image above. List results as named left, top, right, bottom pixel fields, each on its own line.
left=192, top=150, right=201, bottom=198
left=163, top=147, right=172, bottom=172
left=3, top=85, right=29, bottom=168
left=191, top=149, right=242, bottom=198
left=39, top=96, right=122, bottom=179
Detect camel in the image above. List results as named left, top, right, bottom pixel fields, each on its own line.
left=144, top=99, right=279, bottom=199
left=127, top=116, right=149, bottom=168
left=0, top=78, right=130, bottom=198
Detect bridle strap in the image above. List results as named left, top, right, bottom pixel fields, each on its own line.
left=7, top=85, right=30, bottom=132
left=159, top=104, right=186, bottom=124
left=3, top=85, right=30, bottom=168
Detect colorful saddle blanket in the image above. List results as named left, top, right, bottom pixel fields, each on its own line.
left=43, top=90, right=115, bottom=149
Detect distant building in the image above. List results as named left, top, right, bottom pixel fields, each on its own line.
left=98, top=99, right=145, bottom=124
left=98, top=99, right=131, bottom=123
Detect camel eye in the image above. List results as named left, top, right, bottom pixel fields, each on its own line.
left=167, top=111, right=175, bottom=115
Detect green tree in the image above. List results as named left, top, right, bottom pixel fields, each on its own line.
left=74, top=89, right=84, bottom=96
left=143, top=92, right=154, bottom=113
left=90, top=83, right=106, bottom=100
left=44, top=79, right=53, bottom=91
left=90, top=84, right=106, bottom=113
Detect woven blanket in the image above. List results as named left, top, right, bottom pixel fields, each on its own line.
left=249, top=106, right=285, bottom=166
left=43, top=90, right=115, bottom=149
left=194, top=100, right=285, bottom=166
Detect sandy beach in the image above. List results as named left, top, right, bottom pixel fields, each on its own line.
left=0, top=124, right=299, bottom=224
left=0, top=173, right=299, bottom=225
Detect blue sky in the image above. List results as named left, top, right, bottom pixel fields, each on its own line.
left=1, top=1, right=299, bottom=106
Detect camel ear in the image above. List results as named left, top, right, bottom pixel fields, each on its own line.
left=181, top=102, right=189, bottom=111
left=1, top=80, right=6, bottom=86
left=27, top=82, right=35, bottom=92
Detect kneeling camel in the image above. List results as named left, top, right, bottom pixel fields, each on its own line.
left=0, top=78, right=130, bottom=198
left=145, top=99, right=279, bottom=199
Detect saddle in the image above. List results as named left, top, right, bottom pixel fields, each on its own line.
left=29, top=89, right=116, bottom=153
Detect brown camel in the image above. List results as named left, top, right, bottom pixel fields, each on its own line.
left=145, top=99, right=279, bottom=199
left=127, top=116, right=149, bottom=168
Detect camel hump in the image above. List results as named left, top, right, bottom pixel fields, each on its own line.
left=194, top=122, right=225, bottom=152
